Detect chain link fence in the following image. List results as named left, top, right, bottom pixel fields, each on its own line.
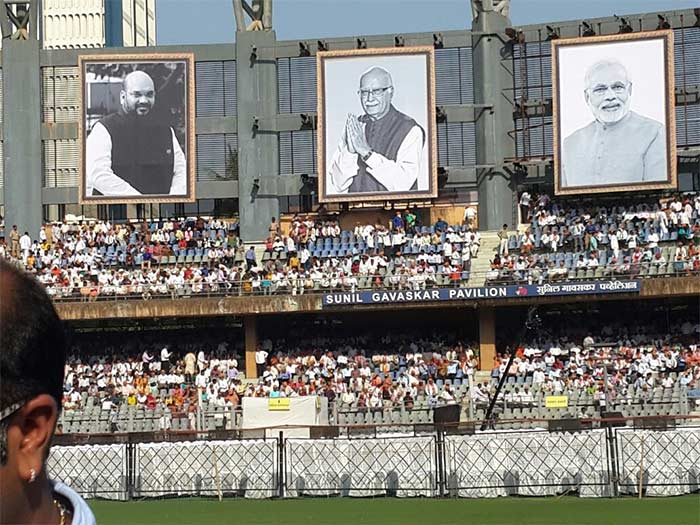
left=444, top=430, right=610, bottom=498
left=616, top=427, right=700, bottom=496
left=285, top=435, right=438, bottom=497
left=47, top=424, right=700, bottom=501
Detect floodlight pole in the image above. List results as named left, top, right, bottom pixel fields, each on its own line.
left=233, top=0, right=272, bottom=31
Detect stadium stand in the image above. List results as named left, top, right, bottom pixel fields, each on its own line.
left=56, top=307, right=699, bottom=434
left=2, top=193, right=697, bottom=299
left=0, top=212, right=481, bottom=298
left=487, top=192, right=700, bottom=284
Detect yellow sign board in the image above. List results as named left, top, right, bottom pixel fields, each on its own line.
left=545, top=395, right=569, bottom=408
left=268, top=398, right=291, bottom=411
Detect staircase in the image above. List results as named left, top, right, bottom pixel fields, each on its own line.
left=469, top=231, right=501, bottom=286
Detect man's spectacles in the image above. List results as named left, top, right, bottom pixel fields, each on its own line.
left=358, top=87, right=392, bottom=98
left=1, top=401, right=25, bottom=466
left=589, top=82, right=628, bottom=97
left=0, top=400, right=25, bottom=423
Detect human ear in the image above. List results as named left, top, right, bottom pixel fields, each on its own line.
left=13, top=395, right=58, bottom=482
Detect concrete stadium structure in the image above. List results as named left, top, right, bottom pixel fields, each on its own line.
left=0, top=1, right=698, bottom=377
left=2, top=2, right=697, bottom=239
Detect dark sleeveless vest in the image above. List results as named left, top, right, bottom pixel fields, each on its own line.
left=350, top=105, right=425, bottom=193
left=99, top=111, right=174, bottom=195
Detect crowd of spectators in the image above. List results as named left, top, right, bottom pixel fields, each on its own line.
left=0, top=218, right=241, bottom=298
left=0, top=208, right=481, bottom=299
left=257, top=211, right=480, bottom=293
left=491, top=313, right=700, bottom=411
left=60, top=330, right=482, bottom=421
left=3, top=193, right=697, bottom=297
left=487, top=192, right=700, bottom=284
left=58, top=310, right=700, bottom=430
left=250, top=331, right=480, bottom=409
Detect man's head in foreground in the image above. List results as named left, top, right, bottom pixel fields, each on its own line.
left=0, top=260, right=67, bottom=524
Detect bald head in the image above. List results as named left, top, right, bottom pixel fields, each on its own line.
left=359, top=67, right=394, bottom=120
left=121, top=70, right=156, bottom=117
left=360, top=67, right=393, bottom=88
left=584, top=59, right=632, bottom=125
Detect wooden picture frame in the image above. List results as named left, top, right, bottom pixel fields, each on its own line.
left=78, top=53, right=196, bottom=204
left=552, top=30, right=676, bottom=196
left=317, top=46, right=438, bottom=203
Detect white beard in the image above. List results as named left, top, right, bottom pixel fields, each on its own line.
left=591, top=99, right=631, bottom=125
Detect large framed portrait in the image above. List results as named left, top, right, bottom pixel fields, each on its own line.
left=317, top=46, right=437, bottom=203
left=78, top=53, right=196, bottom=204
left=552, top=30, right=676, bottom=195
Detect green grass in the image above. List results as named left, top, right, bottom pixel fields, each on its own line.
left=89, top=496, right=700, bottom=525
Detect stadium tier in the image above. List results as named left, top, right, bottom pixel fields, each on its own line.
left=0, top=0, right=699, bottom=507
left=56, top=306, right=699, bottom=434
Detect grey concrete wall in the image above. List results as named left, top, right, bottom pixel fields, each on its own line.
left=2, top=40, right=43, bottom=237
left=236, top=31, right=280, bottom=242
left=472, top=11, right=516, bottom=231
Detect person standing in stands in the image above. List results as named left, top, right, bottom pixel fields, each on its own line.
left=255, top=345, right=269, bottom=379
left=86, top=70, right=186, bottom=197
left=391, top=211, right=404, bottom=231
left=498, top=224, right=510, bottom=257
left=9, top=225, right=20, bottom=259
left=0, top=260, right=96, bottom=525
left=160, top=346, right=171, bottom=373
left=245, top=246, right=257, bottom=271
left=19, top=231, right=32, bottom=263
left=184, top=350, right=196, bottom=384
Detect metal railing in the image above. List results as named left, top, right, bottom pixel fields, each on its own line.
left=40, top=266, right=697, bottom=303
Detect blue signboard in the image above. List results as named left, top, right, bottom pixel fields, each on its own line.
left=322, top=280, right=641, bottom=306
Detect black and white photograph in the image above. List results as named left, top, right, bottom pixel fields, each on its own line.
left=79, top=53, right=196, bottom=203
left=552, top=30, right=676, bottom=195
left=317, top=46, right=437, bottom=203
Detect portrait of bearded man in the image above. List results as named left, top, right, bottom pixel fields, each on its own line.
left=561, top=59, right=666, bottom=188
